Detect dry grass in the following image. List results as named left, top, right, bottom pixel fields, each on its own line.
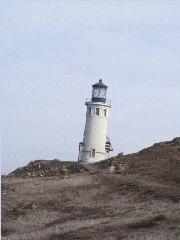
left=2, top=172, right=180, bottom=240
left=2, top=138, right=180, bottom=240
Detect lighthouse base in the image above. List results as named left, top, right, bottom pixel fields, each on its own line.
left=78, top=142, right=109, bottom=164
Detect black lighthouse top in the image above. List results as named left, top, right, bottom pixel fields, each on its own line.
left=92, top=79, right=108, bottom=103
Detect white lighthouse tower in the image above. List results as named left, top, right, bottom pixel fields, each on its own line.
left=78, top=79, right=113, bottom=164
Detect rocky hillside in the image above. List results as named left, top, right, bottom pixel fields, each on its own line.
left=7, top=159, right=88, bottom=178
left=2, top=138, right=180, bottom=240
left=96, top=137, right=180, bottom=184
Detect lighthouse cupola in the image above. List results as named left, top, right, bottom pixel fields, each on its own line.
left=92, top=79, right=107, bottom=103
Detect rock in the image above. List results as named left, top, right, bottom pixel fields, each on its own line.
left=109, top=165, right=115, bottom=173
left=118, top=152, right=123, bottom=157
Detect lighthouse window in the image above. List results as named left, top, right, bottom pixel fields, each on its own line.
left=96, top=108, right=99, bottom=116
left=92, top=149, right=95, bottom=157
left=88, top=107, right=91, bottom=115
left=104, top=109, right=107, bottom=117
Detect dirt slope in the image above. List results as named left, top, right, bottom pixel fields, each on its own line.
left=2, top=138, right=180, bottom=240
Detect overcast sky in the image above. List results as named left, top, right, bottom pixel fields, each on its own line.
left=1, top=0, right=180, bottom=174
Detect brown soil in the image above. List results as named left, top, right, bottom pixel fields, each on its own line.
left=2, top=138, right=180, bottom=240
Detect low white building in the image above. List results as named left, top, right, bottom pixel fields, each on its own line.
left=78, top=79, right=113, bottom=164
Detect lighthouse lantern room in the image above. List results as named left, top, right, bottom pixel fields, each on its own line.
left=78, top=79, right=113, bottom=164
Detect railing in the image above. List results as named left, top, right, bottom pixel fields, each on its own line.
left=85, top=98, right=111, bottom=105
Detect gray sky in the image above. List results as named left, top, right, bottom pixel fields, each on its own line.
left=1, top=1, right=180, bottom=174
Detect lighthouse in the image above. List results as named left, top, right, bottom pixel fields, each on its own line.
left=78, top=79, right=113, bottom=164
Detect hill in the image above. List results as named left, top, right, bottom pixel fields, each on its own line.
left=2, top=138, right=180, bottom=240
